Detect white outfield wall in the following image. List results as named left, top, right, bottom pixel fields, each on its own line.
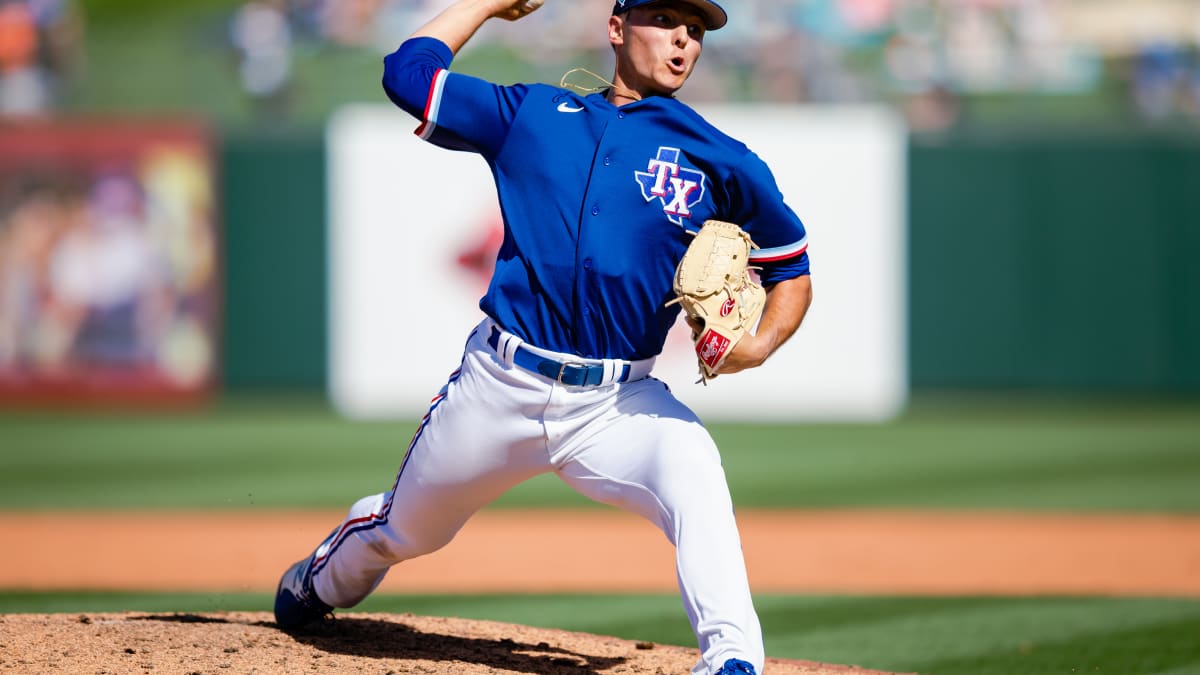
left=327, top=103, right=907, bottom=422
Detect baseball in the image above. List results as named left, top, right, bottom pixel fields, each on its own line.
left=495, top=0, right=543, bottom=20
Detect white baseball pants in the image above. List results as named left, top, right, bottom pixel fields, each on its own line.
left=309, top=319, right=764, bottom=674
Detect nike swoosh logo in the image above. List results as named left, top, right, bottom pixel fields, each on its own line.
left=557, top=102, right=585, bottom=113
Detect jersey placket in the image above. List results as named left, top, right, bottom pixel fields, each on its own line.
left=571, top=108, right=629, bottom=358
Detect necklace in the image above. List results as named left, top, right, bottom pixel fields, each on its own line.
left=559, top=67, right=643, bottom=104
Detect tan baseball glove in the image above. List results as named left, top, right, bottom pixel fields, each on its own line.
left=667, top=219, right=767, bottom=383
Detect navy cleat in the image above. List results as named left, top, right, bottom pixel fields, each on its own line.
left=273, top=555, right=333, bottom=631
left=717, top=658, right=757, bottom=675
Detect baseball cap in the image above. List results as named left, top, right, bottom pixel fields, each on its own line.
left=612, top=0, right=728, bottom=31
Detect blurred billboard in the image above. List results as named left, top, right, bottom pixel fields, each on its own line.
left=0, top=119, right=219, bottom=404
left=327, top=103, right=906, bottom=422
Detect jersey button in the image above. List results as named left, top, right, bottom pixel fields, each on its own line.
left=617, top=112, right=625, bottom=119
left=591, top=206, right=599, bottom=216
left=583, top=258, right=593, bottom=269
left=603, top=156, right=611, bottom=166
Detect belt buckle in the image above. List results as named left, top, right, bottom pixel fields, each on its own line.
left=557, top=361, right=587, bottom=385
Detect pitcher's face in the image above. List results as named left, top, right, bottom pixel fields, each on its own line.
left=610, top=3, right=706, bottom=98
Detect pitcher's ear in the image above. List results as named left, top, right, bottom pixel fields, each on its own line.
left=608, top=14, right=624, bottom=46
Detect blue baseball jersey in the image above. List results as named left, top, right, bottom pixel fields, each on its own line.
left=383, top=37, right=810, bottom=361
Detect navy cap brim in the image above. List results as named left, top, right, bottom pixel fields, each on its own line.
left=612, top=0, right=728, bottom=31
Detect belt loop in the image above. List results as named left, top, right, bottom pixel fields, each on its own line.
left=601, top=359, right=618, bottom=385
left=500, top=333, right=522, bottom=368
left=488, top=323, right=523, bottom=368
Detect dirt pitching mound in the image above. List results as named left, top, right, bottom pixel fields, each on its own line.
left=0, top=612, right=902, bottom=674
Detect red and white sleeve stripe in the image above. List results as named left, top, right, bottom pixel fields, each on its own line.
left=749, top=235, right=808, bottom=263
left=415, top=68, right=450, bottom=140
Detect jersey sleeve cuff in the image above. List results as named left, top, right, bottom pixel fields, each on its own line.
left=415, top=68, right=451, bottom=140
left=750, top=235, right=808, bottom=263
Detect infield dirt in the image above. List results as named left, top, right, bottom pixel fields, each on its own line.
left=6, top=509, right=1199, bottom=595
left=0, top=612, right=901, bottom=674
left=3, top=508, right=1199, bottom=674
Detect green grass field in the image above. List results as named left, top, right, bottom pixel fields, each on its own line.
left=2, top=392, right=1199, bottom=512
left=2, top=392, right=1199, bottom=674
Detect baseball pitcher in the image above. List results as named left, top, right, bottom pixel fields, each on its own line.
left=275, top=2, right=813, bottom=674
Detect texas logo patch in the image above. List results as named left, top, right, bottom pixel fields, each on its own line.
left=635, top=146, right=707, bottom=227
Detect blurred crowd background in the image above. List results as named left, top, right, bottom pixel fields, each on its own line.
left=2, top=0, right=1200, bottom=129
left=2, top=0, right=1199, bottom=405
